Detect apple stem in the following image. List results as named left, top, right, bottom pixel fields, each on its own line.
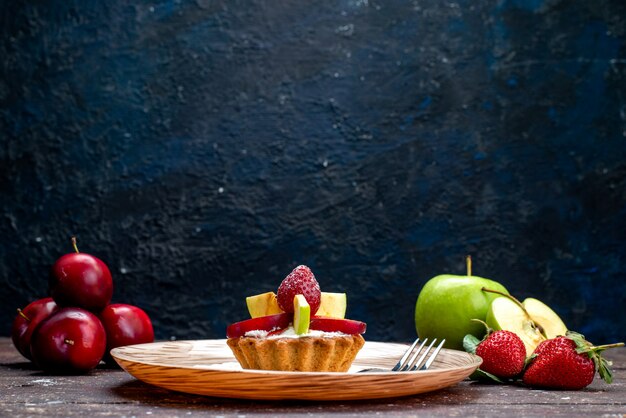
left=65, top=339, right=75, bottom=345
left=466, top=255, right=472, bottom=277
left=71, top=236, right=79, bottom=253
left=16, top=308, right=30, bottom=322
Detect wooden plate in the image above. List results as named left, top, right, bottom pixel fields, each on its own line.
left=111, top=339, right=481, bottom=401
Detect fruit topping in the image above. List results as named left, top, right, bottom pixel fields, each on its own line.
left=309, top=317, right=367, bottom=335
left=316, top=292, right=347, bottom=318
left=226, top=313, right=292, bottom=339
left=277, top=265, right=321, bottom=315
left=246, top=292, right=283, bottom=318
left=229, top=265, right=366, bottom=339
left=293, top=295, right=311, bottom=335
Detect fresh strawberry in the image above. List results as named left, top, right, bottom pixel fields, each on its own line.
left=475, top=330, right=526, bottom=378
left=523, top=331, right=624, bottom=390
left=277, top=265, right=321, bottom=315
left=464, top=320, right=526, bottom=379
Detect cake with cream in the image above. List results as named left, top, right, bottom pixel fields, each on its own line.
left=226, top=265, right=366, bottom=372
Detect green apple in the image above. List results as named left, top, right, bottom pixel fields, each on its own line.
left=293, top=294, right=311, bottom=335
left=414, top=257, right=509, bottom=350
left=485, top=292, right=568, bottom=356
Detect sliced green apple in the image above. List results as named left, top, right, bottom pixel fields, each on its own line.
left=522, top=297, right=567, bottom=339
left=486, top=296, right=545, bottom=356
left=293, top=294, right=311, bottom=335
left=316, top=292, right=347, bottom=318
left=246, top=292, right=283, bottom=318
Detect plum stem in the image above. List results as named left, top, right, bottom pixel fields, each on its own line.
left=71, top=236, right=79, bottom=253
left=16, top=308, right=30, bottom=322
left=466, top=255, right=472, bottom=277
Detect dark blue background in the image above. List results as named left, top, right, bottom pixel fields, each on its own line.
left=1, top=0, right=625, bottom=344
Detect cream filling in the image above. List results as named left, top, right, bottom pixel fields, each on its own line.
left=244, top=325, right=348, bottom=339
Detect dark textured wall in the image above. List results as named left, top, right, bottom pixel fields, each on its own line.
left=1, top=0, right=625, bottom=344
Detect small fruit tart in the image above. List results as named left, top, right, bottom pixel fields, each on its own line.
left=226, top=265, right=366, bottom=372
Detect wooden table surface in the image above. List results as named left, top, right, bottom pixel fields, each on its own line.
left=1, top=337, right=625, bottom=417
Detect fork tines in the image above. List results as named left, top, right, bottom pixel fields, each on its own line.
left=392, top=338, right=446, bottom=372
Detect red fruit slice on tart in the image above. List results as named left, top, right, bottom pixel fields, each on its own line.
left=309, top=316, right=367, bottom=335
left=226, top=314, right=367, bottom=338
left=226, top=313, right=292, bottom=338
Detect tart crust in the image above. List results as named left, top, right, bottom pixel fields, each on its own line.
left=227, top=334, right=365, bottom=372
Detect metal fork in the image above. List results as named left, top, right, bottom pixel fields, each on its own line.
left=358, top=338, right=445, bottom=373
left=392, top=338, right=446, bottom=371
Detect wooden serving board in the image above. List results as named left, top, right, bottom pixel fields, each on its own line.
left=111, top=339, right=481, bottom=401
